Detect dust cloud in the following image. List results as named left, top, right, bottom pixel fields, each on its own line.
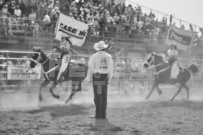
left=0, top=88, right=39, bottom=111
left=0, top=81, right=203, bottom=111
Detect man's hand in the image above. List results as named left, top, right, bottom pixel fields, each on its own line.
left=108, top=79, right=112, bottom=84
left=85, top=77, right=92, bottom=84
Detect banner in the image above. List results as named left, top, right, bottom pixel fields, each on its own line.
left=166, top=25, right=195, bottom=50
left=7, top=66, right=41, bottom=80
left=55, top=13, right=89, bottom=47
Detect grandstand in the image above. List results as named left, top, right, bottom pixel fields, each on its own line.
left=0, top=0, right=202, bottom=69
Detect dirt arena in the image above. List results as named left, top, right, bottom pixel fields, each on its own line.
left=0, top=81, right=203, bottom=135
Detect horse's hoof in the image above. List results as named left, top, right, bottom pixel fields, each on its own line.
left=39, top=97, right=43, bottom=102
left=169, top=99, right=174, bottom=102
left=53, top=94, right=60, bottom=99
left=159, top=91, right=162, bottom=95
left=65, top=99, right=69, bottom=104
left=49, top=88, right=52, bottom=93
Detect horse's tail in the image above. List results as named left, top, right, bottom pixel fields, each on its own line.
left=188, top=64, right=199, bottom=74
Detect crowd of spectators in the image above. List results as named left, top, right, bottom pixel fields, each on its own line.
left=0, top=0, right=202, bottom=40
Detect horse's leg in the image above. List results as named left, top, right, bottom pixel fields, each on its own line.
left=156, top=83, right=162, bottom=95
left=183, top=84, right=189, bottom=99
left=65, top=81, right=69, bottom=92
left=146, top=81, right=157, bottom=99
left=65, top=81, right=81, bottom=103
left=170, top=84, right=183, bottom=101
left=39, top=80, right=49, bottom=102
left=49, top=82, right=60, bottom=99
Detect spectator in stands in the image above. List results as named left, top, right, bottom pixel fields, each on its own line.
left=91, top=18, right=99, bottom=35
left=70, top=1, right=78, bottom=16
left=54, top=0, right=60, bottom=9
left=189, top=24, right=193, bottom=32
left=33, top=22, right=39, bottom=37
left=7, top=14, right=13, bottom=36
left=98, top=12, right=106, bottom=36
left=8, top=0, right=16, bottom=15
left=137, top=19, right=144, bottom=34
left=47, top=0, right=54, bottom=14
left=181, top=24, right=185, bottom=30
left=170, top=14, right=173, bottom=25
left=1, top=4, right=9, bottom=17
left=105, top=11, right=114, bottom=26
left=50, top=6, right=60, bottom=21
left=19, top=0, right=27, bottom=16
left=199, top=28, right=203, bottom=39
left=68, top=12, right=73, bottom=18
left=28, top=8, right=36, bottom=22
left=0, top=0, right=3, bottom=8
left=39, top=2, right=47, bottom=20
left=14, top=5, right=21, bottom=18
left=21, top=56, right=30, bottom=67
left=42, top=12, right=51, bottom=32
left=113, top=12, right=119, bottom=24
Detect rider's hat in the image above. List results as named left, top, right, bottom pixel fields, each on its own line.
left=94, top=41, right=108, bottom=51
left=61, top=34, right=71, bottom=41
left=33, top=46, right=42, bottom=51
left=61, top=34, right=69, bottom=38
left=170, top=44, right=177, bottom=49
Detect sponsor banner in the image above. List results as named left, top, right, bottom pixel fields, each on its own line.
left=7, top=66, right=41, bottom=80
left=55, top=13, right=89, bottom=47
left=166, top=25, right=195, bottom=50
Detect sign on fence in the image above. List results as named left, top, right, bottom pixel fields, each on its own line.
left=7, top=66, right=41, bottom=80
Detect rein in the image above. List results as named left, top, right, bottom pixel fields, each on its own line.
left=147, top=54, right=170, bottom=75
left=148, top=61, right=165, bottom=69
left=41, top=58, right=49, bottom=66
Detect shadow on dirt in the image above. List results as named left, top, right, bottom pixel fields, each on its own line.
left=151, top=100, right=203, bottom=110
left=90, top=119, right=124, bottom=135
left=26, top=104, right=93, bottom=118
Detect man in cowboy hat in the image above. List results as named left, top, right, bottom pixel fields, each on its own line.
left=55, top=33, right=72, bottom=83
left=167, top=44, right=180, bottom=81
left=87, top=40, right=114, bottom=119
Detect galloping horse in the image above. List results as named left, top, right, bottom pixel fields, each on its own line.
left=143, top=52, right=198, bottom=101
left=30, top=48, right=88, bottom=103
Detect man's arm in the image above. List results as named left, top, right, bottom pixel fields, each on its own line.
left=108, top=56, right=114, bottom=83
left=86, top=56, right=94, bottom=82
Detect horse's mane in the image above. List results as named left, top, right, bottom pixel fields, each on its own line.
left=152, top=52, right=169, bottom=64
left=153, top=52, right=165, bottom=60
left=39, top=50, right=48, bottom=58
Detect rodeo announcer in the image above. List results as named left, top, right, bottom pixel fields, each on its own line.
left=87, top=41, right=114, bottom=119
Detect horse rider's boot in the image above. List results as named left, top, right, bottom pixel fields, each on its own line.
left=56, top=54, right=69, bottom=83
left=56, top=66, right=64, bottom=84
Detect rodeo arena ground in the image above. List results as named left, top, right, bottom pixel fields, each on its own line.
left=1, top=0, right=203, bottom=135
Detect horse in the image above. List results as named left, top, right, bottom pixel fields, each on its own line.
left=30, top=48, right=88, bottom=103
left=143, top=52, right=198, bottom=101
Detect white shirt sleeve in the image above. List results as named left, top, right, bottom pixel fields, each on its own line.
left=86, top=55, right=94, bottom=81
left=108, top=56, right=114, bottom=81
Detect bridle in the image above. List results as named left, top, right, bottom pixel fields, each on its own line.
left=145, top=53, right=170, bottom=75
left=145, top=53, right=165, bottom=69
left=35, top=51, right=48, bottom=66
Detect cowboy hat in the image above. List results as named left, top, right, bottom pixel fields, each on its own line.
left=61, top=34, right=69, bottom=38
left=94, top=41, right=108, bottom=51
left=170, top=44, right=177, bottom=49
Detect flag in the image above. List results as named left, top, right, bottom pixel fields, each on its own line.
left=55, top=13, right=89, bottom=47
left=166, top=25, right=195, bottom=50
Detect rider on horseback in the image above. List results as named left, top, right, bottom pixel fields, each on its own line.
left=167, top=44, right=180, bottom=80
left=54, top=34, right=71, bottom=83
